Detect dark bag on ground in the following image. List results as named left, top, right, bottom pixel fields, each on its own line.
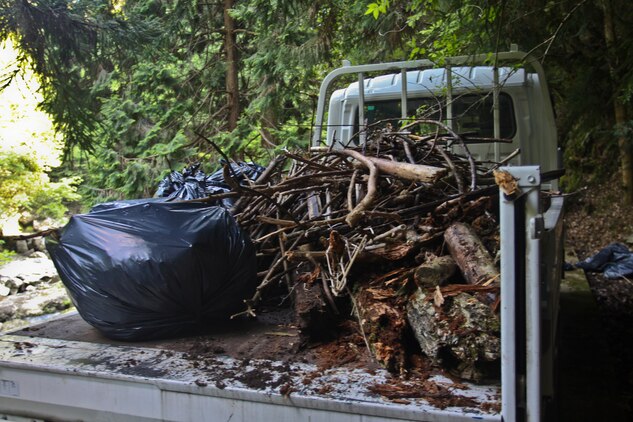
left=46, top=201, right=257, bottom=341
left=575, top=242, right=633, bottom=279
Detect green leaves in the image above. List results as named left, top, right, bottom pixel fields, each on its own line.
left=365, top=0, right=390, bottom=19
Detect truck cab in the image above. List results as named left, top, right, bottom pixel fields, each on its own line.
left=313, top=48, right=560, bottom=178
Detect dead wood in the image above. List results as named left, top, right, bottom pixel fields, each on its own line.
left=414, top=254, right=458, bottom=289
left=444, top=222, right=499, bottom=285
left=211, top=120, right=511, bottom=378
left=352, top=282, right=409, bottom=374
left=407, top=289, right=501, bottom=382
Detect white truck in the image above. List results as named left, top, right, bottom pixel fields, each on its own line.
left=0, top=50, right=564, bottom=422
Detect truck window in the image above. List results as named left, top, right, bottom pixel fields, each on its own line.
left=361, top=93, right=516, bottom=139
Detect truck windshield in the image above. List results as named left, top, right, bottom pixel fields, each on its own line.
left=362, top=93, right=516, bottom=139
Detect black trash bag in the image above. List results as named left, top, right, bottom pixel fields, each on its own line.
left=155, top=163, right=229, bottom=201
left=90, top=197, right=168, bottom=213
left=155, top=161, right=264, bottom=208
left=575, top=242, right=633, bottom=279
left=46, top=201, right=257, bottom=341
left=206, top=160, right=266, bottom=189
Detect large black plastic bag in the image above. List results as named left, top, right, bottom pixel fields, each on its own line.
left=46, top=201, right=257, bottom=341
left=575, top=242, right=633, bottom=279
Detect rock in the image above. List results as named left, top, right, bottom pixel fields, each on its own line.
left=0, top=302, right=17, bottom=322
left=0, top=285, right=10, bottom=297
left=5, top=277, right=25, bottom=293
left=15, top=240, right=29, bottom=254
left=0, top=252, right=72, bottom=329
left=32, top=218, right=54, bottom=231
left=0, top=283, right=71, bottom=320
left=30, top=251, right=48, bottom=259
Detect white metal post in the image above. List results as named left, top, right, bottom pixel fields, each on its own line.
left=525, top=171, right=542, bottom=422
left=500, top=166, right=542, bottom=422
left=358, top=72, right=366, bottom=148
left=400, top=69, right=408, bottom=122
left=493, top=66, right=501, bottom=162
left=500, top=182, right=518, bottom=422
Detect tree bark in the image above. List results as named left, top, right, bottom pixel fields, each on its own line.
left=406, top=289, right=500, bottom=382
left=444, top=222, right=499, bottom=285
left=602, top=0, right=633, bottom=203
left=224, top=0, right=239, bottom=131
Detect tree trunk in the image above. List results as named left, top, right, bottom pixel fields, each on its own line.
left=224, top=0, right=239, bottom=131
left=602, top=0, right=633, bottom=204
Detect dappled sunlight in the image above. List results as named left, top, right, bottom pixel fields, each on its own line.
left=0, top=40, right=63, bottom=169
left=0, top=40, right=77, bottom=235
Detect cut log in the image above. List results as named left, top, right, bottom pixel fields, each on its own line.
left=413, top=254, right=457, bottom=289
left=406, top=289, right=500, bottom=382
left=444, top=222, right=499, bottom=285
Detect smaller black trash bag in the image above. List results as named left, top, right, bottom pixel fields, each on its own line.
left=155, top=163, right=229, bottom=201
left=575, top=242, right=633, bottom=279
left=206, top=160, right=265, bottom=189
left=46, top=201, right=257, bottom=341
left=155, top=161, right=264, bottom=208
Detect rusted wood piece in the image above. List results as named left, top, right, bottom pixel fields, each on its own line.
left=257, top=216, right=297, bottom=227
left=293, top=265, right=341, bottom=339
left=444, top=222, right=499, bottom=285
left=352, top=283, right=409, bottom=374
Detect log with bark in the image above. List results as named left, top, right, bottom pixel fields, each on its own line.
left=407, top=287, right=501, bottom=382
left=444, top=222, right=500, bottom=286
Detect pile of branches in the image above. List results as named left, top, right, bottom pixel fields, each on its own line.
left=203, top=122, right=512, bottom=381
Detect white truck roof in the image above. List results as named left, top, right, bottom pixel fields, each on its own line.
left=333, top=66, right=527, bottom=100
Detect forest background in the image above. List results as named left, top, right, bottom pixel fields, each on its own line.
left=0, top=0, right=632, bottom=240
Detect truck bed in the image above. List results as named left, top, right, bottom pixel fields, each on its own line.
left=0, top=311, right=500, bottom=421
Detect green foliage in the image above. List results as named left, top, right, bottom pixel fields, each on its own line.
left=0, top=0, right=159, bottom=153
left=4, top=0, right=631, bottom=202
left=0, top=151, right=40, bottom=218
left=0, top=150, right=79, bottom=222
left=0, top=240, right=14, bottom=266
left=366, top=1, right=390, bottom=19
left=28, top=177, right=82, bottom=221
